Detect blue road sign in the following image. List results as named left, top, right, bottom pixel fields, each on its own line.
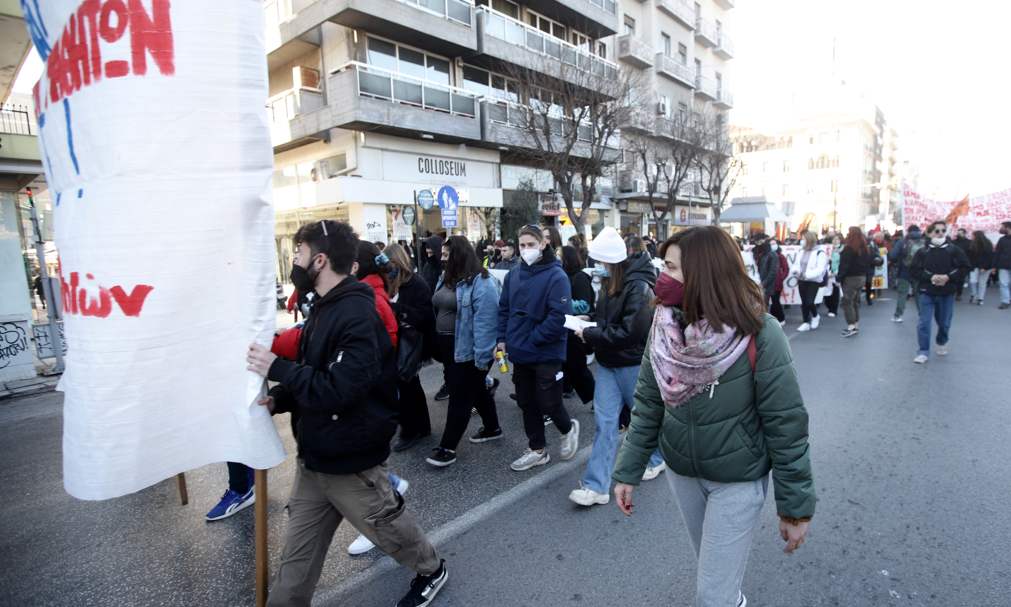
left=418, top=190, right=435, bottom=210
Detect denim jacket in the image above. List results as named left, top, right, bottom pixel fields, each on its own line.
left=435, top=273, right=501, bottom=367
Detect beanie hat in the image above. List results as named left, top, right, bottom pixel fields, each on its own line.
left=588, top=227, right=628, bottom=264
left=494, top=239, right=505, bottom=247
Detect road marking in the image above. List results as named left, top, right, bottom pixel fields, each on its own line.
left=311, top=444, right=593, bottom=605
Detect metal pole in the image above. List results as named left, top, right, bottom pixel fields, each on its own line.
left=413, top=191, right=421, bottom=273
left=255, top=468, right=269, bottom=607
left=26, top=187, right=64, bottom=373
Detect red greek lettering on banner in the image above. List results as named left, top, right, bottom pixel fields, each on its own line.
left=59, top=268, right=154, bottom=318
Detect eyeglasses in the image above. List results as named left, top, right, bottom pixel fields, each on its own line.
left=933, top=228, right=947, bottom=235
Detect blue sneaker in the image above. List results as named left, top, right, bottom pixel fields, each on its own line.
left=206, top=488, right=255, bottom=521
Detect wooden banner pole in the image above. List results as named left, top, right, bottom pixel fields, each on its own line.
left=255, top=468, right=269, bottom=607
left=174, top=473, right=188, bottom=505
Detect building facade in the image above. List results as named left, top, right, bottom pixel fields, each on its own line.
left=730, top=83, right=900, bottom=235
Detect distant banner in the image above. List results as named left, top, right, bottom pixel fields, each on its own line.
left=743, top=246, right=841, bottom=305
left=26, top=0, right=286, bottom=499
left=902, top=181, right=1011, bottom=233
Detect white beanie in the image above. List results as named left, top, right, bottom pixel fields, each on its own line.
left=588, top=227, right=628, bottom=264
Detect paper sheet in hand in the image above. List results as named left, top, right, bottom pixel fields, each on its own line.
left=564, top=315, right=597, bottom=331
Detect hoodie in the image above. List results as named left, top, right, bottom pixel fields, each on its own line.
left=421, top=235, right=444, bottom=294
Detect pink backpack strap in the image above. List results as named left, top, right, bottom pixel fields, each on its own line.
left=747, top=336, right=757, bottom=373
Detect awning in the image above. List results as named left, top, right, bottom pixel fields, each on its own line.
left=720, top=199, right=789, bottom=223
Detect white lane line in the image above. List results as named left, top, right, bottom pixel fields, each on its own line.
left=311, top=444, right=594, bottom=606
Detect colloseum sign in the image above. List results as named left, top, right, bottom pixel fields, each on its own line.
left=418, top=158, right=467, bottom=177
left=382, top=149, right=498, bottom=188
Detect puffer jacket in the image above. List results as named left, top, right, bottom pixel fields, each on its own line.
left=582, top=252, right=656, bottom=369
left=910, top=242, right=972, bottom=296
left=497, top=257, right=572, bottom=365
left=612, top=313, right=816, bottom=521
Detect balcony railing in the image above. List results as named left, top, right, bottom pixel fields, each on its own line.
left=583, top=0, right=617, bottom=16
left=694, top=76, right=718, bottom=100
left=336, top=61, right=478, bottom=118
left=714, top=89, right=733, bottom=108
left=694, top=19, right=718, bottom=47
left=0, top=105, right=33, bottom=135
left=617, top=34, right=653, bottom=69
left=395, top=0, right=474, bottom=27
left=480, top=8, right=618, bottom=79
left=714, top=34, right=734, bottom=59
left=714, top=0, right=735, bottom=9
left=485, top=100, right=593, bottom=142
left=657, top=0, right=696, bottom=30
left=655, top=53, right=695, bottom=89
left=267, top=87, right=325, bottom=123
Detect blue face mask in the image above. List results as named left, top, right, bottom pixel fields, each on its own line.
left=595, top=263, right=610, bottom=278
left=390, top=267, right=399, bottom=279
left=770, top=244, right=779, bottom=252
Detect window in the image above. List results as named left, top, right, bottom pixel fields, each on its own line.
left=788, top=136, right=793, bottom=148
left=694, top=59, right=702, bottom=77
left=807, top=158, right=814, bottom=170
left=660, top=95, right=670, bottom=117
left=573, top=32, right=591, bottom=51
left=809, top=134, right=814, bottom=145
left=817, top=154, right=829, bottom=169
left=818, top=132, right=828, bottom=144
left=782, top=184, right=789, bottom=197
left=678, top=43, right=687, bottom=65
left=678, top=102, right=688, bottom=117
left=830, top=180, right=838, bottom=193
left=831, top=155, right=840, bottom=168
left=624, top=14, right=635, bottom=35
left=367, top=36, right=450, bottom=85
left=694, top=2, right=701, bottom=19
left=367, top=37, right=398, bottom=72
left=741, top=186, right=748, bottom=197
left=783, top=160, right=790, bottom=172
left=462, top=65, right=491, bottom=96
left=715, top=72, right=722, bottom=92
left=742, top=164, right=748, bottom=176
left=316, top=153, right=347, bottom=179
left=527, top=10, right=566, bottom=40
left=476, top=0, right=518, bottom=19
left=716, top=19, right=722, bottom=38
left=597, top=41, right=607, bottom=58
left=662, top=33, right=671, bottom=55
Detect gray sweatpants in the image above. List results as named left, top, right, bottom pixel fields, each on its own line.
left=667, top=471, right=769, bottom=607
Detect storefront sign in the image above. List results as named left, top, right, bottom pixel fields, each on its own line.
left=402, top=206, right=416, bottom=225
left=674, top=205, right=713, bottom=226
left=467, top=210, right=481, bottom=236
left=540, top=193, right=561, bottom=216
left=439, top=186, right=459, bottom=228
left=417, top=190, right=435, bottom=210
left=626, top=201, right=652, bottom=214
left=382, top=150, right=498, bottom=187
left=392, top=207, right=413, bottom=240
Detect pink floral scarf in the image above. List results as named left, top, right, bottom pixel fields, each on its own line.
left=649, top=305, right=750, bottom=409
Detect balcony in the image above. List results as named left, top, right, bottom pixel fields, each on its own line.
left=268, top=86, right=326, bottom=125
left=265, top=0, right=321, bottom=72
left=656, top=0, right=696, bottom=30
left=270, top=62, right=480, bottom=152
left=655, top=53, right=695, bottom=90
left=714, top=0, right=735, bottom=9
left=523, top=0, right=618, bottom=38
left=713, top=89, right=733, bottom=109
left=479, top=99, right=621, bottom=161
left=694, top=76, right=717, bottom=101
left=475, top=8, right=619, bottom=94
left=269, top=0, right=477, bottom=68
left=617, top=35, right=653, bottom=69
left=713, top=33, right=734, bottom=59
left=694, top=19, right=718, bottom=47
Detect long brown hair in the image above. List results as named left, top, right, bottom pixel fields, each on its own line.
left=844, top=226, right=869, bottom=256
left=655, top=226, right=765, bottom=335
left=604, top=257, right=634, bottom=297
left=443, top=236, right=490, bottom=287
left=970, top=230, right=993, bottom=253
left=384, top=243, right=413, bottom=298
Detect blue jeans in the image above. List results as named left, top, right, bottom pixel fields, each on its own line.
left=999, top=269, right=1011, bottom=305
left=582, top=365, right=663, bottom=494
left=917, top=293, right=954, bottom=356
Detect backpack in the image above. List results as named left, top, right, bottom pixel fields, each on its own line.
left=903, top=238, right=925, bottom=269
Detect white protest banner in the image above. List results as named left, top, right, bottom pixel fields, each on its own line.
left=902, top=181, right=1011, bottom=233
left=25, top=0, right=286, bottom=500
left=871, top=247, right=889, bottom=290
left=744, top=246, right=835, bottom=305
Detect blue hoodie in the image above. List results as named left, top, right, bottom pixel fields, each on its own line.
left=497, top=257, right=572, bottom=365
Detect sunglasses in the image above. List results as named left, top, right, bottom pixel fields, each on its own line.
left=933, top=228, right=946, bottom=235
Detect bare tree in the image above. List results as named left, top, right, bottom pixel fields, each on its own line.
left=495, top=57, right=644, bottom=235
left=647, top=109, right=709, bottom=239
left=697, top=128, right=743, bottom=225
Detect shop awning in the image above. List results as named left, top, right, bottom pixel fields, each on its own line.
left=720, top=197, right=790, bottom=223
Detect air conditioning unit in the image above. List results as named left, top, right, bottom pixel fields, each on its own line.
left=632, top=179, right=647, bottom=193
left=656, top=101, right=668, bottom=116
left=617, top=171, right=633, bottom=192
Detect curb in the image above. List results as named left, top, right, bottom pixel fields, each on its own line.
left=0, top=377, right=61, bottom=401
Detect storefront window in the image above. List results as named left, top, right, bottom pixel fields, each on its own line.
left=620, top=212, right=642, bottom=236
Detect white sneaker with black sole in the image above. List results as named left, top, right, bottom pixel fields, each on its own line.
left=397, top=559, right=448, bottom=607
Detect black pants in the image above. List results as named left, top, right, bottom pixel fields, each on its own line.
left=513, top=362, right=572, bottom=450
left=398, top=374, right=431, bottom=440
left=797, top=280, right=821, bottom=323
left=227, top=461, right=251, bottom=494
left=824, top=284, right=840, bottom=314
left=768, top=291, right=785, bottom=323
left=437, top=334, right=499, bottom=451
left=562, top=333, right=595, bottom=405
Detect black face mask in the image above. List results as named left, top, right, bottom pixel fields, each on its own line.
left=290, top=259, right=318, bottom=293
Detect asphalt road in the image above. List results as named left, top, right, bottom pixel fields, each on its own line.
left=1, top=290, right=1009, bottom=607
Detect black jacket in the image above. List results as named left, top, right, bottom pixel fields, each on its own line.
left=968, top=245, right=994, bottom=270
left=910, top=243, right=972, bottom=296
left=754, top=244, right=778, bottom=298
left=582, top=252, right=656, bottom=368
left=953, top=236, right=972, bottom=258
left=566, top=268, right=595, bottom=316
left=495, top=255, right=519, bottom=272
left=391, top=273, right=436, bottom=363
left=268, top=276, right=399, bottom=475
left=993, top=234, right=1011, bottom=270
left=421, top=235, right=444, bottom=294
left=837, top=245, right=870, bottom=281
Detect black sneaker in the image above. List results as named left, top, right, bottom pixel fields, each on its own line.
left=425, top=448, right=457, bottom=468
left=487, top=378, right=500, bottom=398
left=397, top=560, right=448, bottom=607
left=841, top=328, right=859, bottom=338
left=543, top=415, right=553, bottom=427
left=509, top=393, right=517, bottom=401
left=434, top=384, right=450, bottom=401
left=562, top=390, right=576, bottom=399
left=469, top=427, right=503, bottom=443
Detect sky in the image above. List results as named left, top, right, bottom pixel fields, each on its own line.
left=13, top=0, right=1011, bottom=198
left=729, top=0, right=1011, bottom=199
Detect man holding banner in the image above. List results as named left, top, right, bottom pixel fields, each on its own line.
left=909, top=221, right=971, bottom=364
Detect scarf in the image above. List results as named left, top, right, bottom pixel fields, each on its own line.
left=649, top=305, right=750, bottom=410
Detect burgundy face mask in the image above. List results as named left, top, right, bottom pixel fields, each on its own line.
left=655, top=272, right=685, bottom=307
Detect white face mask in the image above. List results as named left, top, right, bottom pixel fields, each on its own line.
left=931, top=237, right=946, bottom=246
left=520, top=248, right=541, bottom=266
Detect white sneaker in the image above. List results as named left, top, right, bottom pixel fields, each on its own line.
left=586, top=353, right=595, bottom=366
left=510, top=448, right=550, bottom=471
left=348, top=476, right=409, bottom=554
left=642, top=461, right=666, bottom=481
left=810, top=315, right=820, bottom=329
left=891, top=316, right=903, bottom=323
left=827, top=312, right=836, bottom=318
left=797, top=323, right=811, bottom=332
left=568, top=486, right=609, bottom=506
left=559, top=419, right=580, bottom=460
left=914, top=354, right=928, bottom=364
left=937, top=345, right=948, bottom=356
left=738, top=592, right=747, bottom=607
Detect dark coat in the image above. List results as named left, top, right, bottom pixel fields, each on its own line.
left=268, top=276, right=399, bottom=475
left=910, top=243, right=972, bottom=296
left=837, top=245, right=870, bottom=281
left=953, top=236, right=972, bottom=258
left=495, top=255, right=519, bottom=272
left=497, top=257, right=572, bottom=365
left=420, top=235, right=444, bottom=294
left=889, top=232, right=924, bottom=280
left=566, top=268, right=595, bottom=315
left=391, top=273, right=436, bottom=362
left=582, top=252, right=656, bottom=369
left=754, top=244, right=778, bottom=298
left=993, top=234, right=1011, bottom=270
left=968, top=245, right=994, bottom=270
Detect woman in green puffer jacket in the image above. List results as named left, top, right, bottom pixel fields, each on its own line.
left=612, top=226, right=816, bottom=607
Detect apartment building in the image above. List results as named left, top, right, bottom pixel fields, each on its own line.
left=730, top=83, right=897, bottom=234
left=609, top=0, right=735, bottom=237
